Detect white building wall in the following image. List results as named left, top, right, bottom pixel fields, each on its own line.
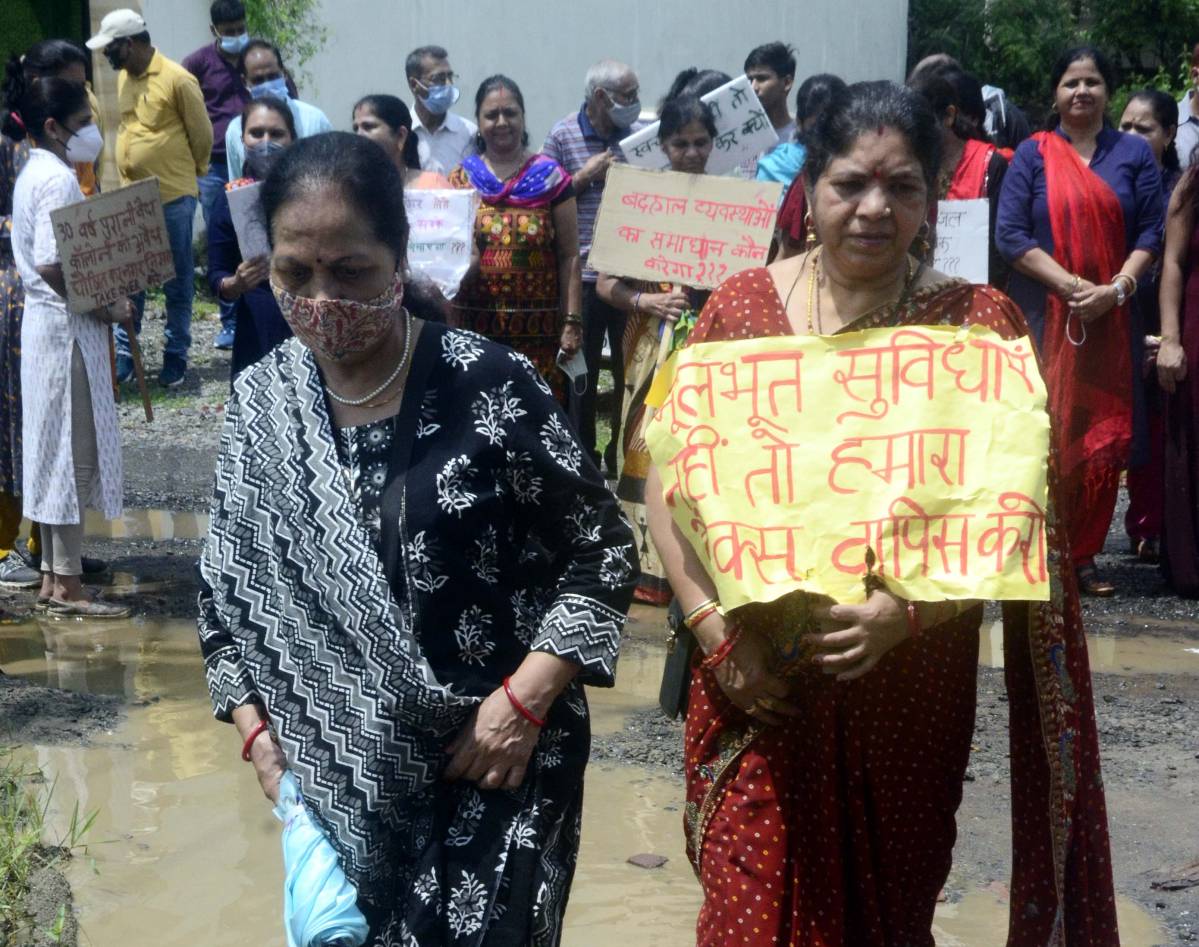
left=101, top=0, right=909, bottom=163
left=293, top=0, right=910, bottom=141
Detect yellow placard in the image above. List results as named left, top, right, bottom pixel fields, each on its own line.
left=645, top=324, right=1052, bottom=607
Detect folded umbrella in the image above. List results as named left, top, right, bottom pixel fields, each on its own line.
left=273, top=771, right=369, bottom=947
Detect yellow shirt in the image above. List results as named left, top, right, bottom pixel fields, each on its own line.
left=116, top=50, right=213, bottom=203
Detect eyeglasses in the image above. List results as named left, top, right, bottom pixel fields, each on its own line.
left=603, top=87, right=640, bottom=106
left=421, top=71, right=457, bottom=87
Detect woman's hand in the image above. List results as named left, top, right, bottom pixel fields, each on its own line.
left=707, top=627, right=800, bottom=726
left=641, top=291, right=690, bottom=323
left=443, top=687, right=541, bottom=791
left=248, top=729, right=288, bottom=804
left=1158, top=337, right=1188, bottom=393
left=559, top=321, right=583, bottom=356
left=1067, top=281, right=1119, bottom=323
left=222, top=255, right=270, bottom=299
left=807, top=589, right=911, bottom=682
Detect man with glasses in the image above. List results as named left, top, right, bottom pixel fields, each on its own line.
left=543, top=60, right=644, bottom=475
left=405, top=45, right=476, bottom=175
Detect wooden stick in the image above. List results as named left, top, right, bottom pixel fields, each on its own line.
left=123, top=319, right=153, bottom=422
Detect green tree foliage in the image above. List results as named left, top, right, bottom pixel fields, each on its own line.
left=908, top=0, right=1199, bottom=125
left=242, top=0, right=328, bottom=85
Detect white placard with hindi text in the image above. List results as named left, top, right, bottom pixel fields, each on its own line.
left=403, top=189, right=479, bottom=299
left=619, top=75, right=780, bottom=176
left=225, top=180, right=271, bottom=261
left=933, top=199, right=989, bottom=285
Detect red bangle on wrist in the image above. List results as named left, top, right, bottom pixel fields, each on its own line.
left=701, top=623, right=743, bottom=670
left=905, top=601, right=922, bottom=639
left=503, top=676, right=546, bottom=727
left=241, top=720, right=271, bottom=762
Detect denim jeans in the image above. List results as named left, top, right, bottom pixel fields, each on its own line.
left=116, top=194, right=196, bottom=362
left=197, top=161, right=235, bottom=333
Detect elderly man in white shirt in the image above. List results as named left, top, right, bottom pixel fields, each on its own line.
left=405, top=44, right=476, bottom=175
left=1178, top=43, right=1199, bottom=168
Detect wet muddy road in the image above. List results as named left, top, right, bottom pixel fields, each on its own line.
left=1, top=584, right=1194, bottom=945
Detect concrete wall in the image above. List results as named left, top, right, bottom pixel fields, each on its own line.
left=88, top=0, right=910, bottom=182
left=291, top=0, right=910, bottom=142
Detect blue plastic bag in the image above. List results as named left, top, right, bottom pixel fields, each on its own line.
left=273, top=771, right=369, bottom=947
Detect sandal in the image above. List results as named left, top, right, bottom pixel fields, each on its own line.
left=1135, top=537, right=1160, bottom=564
left=46, top=597, right=131, bottom=619
left=1076, top=562, right=1115, bottom=597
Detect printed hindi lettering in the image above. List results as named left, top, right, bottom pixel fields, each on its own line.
left=704, top=520, right=807, bottom=585
left=976, top=491, right=1048, bottom=584
left=662, top=424, right=724, bottom=506
left=743, top=418, right=802, bottom=506
left=833, top=329, right=944, bottom=423
left=940, top=336, right=1037, bottom=403
left=617, top=224, right=644, bottom=244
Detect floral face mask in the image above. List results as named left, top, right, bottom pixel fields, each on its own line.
left=271, top=276, right=404, bottom=361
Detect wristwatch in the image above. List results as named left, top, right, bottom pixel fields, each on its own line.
left=1112, top=280, right=1127, bottom=307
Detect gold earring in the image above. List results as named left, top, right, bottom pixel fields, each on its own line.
left=803, top=209, right=817, bottom=251
left=917, top=221, right=932, bottom=258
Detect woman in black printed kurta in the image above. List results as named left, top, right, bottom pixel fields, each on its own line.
left=196, top=133, right=636, bottom=946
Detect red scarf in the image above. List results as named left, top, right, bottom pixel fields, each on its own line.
left=947, top=138, right=994, bottom=199
left=1035, top=130, right=1132, bottom=478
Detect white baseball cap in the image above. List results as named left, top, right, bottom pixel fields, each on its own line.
left=86, top=9, right=148, bottom=50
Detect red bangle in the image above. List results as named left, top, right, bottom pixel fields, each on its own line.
left=241, top=720, right=271, bottom=762
left=905, top=601, right=922, bottom=639
left=701, top=623, right=743, bottom=670
left=684, top=601, right=720, bottom=631
left=503, top=677, right=546, bottom=727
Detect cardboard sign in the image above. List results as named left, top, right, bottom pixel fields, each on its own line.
left=646, top=324, right=1051, bottom=607
left=933, top=199, right=989, bottom=284
left=619, top=75, right=780, bottom=176
left=587, top=165, right=782, bottom=289
left=225, top=180, right=271, bottom=261
left=50, top=178, right=174, bottom=312
left=403, top=188, right=479, bottom=299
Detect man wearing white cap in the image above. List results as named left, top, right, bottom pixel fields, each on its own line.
left=87, top=9, right=213, bottom=389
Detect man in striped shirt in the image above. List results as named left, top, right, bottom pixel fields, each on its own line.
left=543, top=60, right=645, bottom=474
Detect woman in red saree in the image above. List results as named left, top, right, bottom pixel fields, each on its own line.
left=995, top=46, right=1163, bottom=595
left=647, top=81, right=1119, bottom=946
left=909, top=69, right=1010, bottom=288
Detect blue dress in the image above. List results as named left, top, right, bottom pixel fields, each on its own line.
left=995, top=126, right=1163, bottom=348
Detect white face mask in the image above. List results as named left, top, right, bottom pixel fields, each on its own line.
left=64, top=124, right=104, bottom=164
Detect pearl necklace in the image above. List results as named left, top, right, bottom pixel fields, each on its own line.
left=325, top=308, right=414, bottom=407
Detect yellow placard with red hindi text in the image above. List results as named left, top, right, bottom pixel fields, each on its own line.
left=645, top=323, right=1052, bottom=607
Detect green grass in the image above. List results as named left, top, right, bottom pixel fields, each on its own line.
left=0, top=750, right=96, bottom=942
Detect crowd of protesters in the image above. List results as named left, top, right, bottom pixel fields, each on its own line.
left=5, top=2, right=1199, bottom=942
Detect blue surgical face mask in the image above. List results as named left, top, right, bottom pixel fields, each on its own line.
left=250, top=76, right=289, bottom=101
left=219, top=32, right=249, bottom=55
left=420, top=83, right=460, bottom=116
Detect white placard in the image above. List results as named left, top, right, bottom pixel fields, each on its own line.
left=403, top=189, right=479, bottom=299
left=225, top=180, right=271, bottom=261
left=619, top=75, right=780, bottom=176
left=933, top=199, right=989, bottom=284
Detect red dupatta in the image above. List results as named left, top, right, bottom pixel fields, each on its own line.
left=947, top=138, right=994, bottom=199
left=1035, top=130, right=1132, bottom=479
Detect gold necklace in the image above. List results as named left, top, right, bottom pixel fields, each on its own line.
left=809, top=253, right=919, bottom=334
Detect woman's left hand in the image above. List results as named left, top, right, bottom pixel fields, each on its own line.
left=806, top=589, right=912, bottom=681
left=560, top=322, right=583, bottom=356
left=1068, top=282, right=1119, bottom=323
left=443, top=687, right=542, bottom=791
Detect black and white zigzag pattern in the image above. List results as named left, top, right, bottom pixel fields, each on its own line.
left=198, top=339, right=477, bottom=902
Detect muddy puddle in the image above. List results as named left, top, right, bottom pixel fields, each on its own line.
left=82, top=508, right=210, bottom=542
left=0, top=611, right=1170, bottom=945
left=980, top=619, right=1199, bottom=676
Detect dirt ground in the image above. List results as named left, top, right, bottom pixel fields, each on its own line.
left=2, top=310, right=1198, bottom=945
